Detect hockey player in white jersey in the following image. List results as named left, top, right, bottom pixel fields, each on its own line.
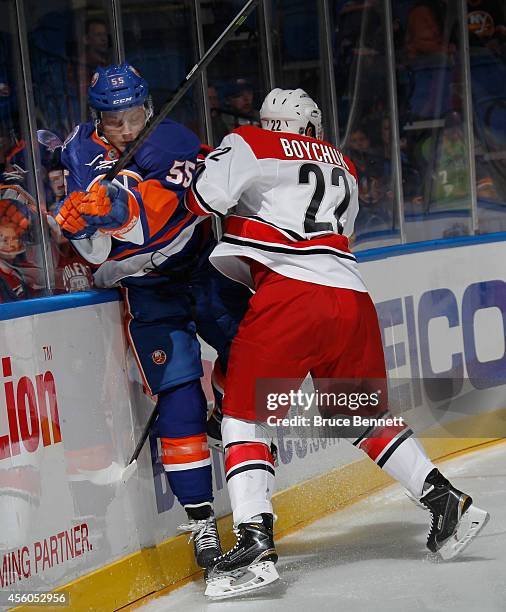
left=186, top=88, right=489, bottom=598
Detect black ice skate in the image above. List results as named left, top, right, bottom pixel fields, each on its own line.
left=205, top=513, right=279, bottom=599
left=178, top=502, right=222, bottom=569
left=420, top=468, right=489, bottom=560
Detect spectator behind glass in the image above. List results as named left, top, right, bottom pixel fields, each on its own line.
left=398, top=1, right=456, bottom=122
left=405, top=1, right=451, bottom=59
left=380, top=115, right=423, bottom=208
left=0, top=199, right=34, bottom=302
left=47, top=215, right=94, bottom=294
left=0, top=125, right=13, bottom=172
left=417, top=111, right=469, bottom=206
left=208, top=84, right=229, bottom=145
left=417, top=109, right=502, bottom=211
left=466, top=0, right=506, bottom=201
left=333, top=0, right=387, bottom=124
left=0, top=131, right=93, bottom=296
left=467, top=0, right=506, bottom=59
left=48, top=167, right=65, bottom=205
left=43, top=150, right=93, bottom=294
left=346, top=125, right=392, bottom=231
left=84, top=18, right=110, bottom=74
left=0, top=225, right=31, bottom=302
left=222, top=78, right=260, bottom=133
left=75, top=18, right=112, bottom=116
left=0, top=75, right=14, bottom=127
left=42, top=141, right=94, bottom=294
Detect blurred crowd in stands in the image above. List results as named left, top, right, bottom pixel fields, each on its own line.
left=333, top=0, right=506, bottom=235
left=0, top=0, right=505, bottom=302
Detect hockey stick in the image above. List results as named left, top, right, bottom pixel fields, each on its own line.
left=77, top=404, right=159, bottom=486
left=104, top=0, right=259, bottom=182
left=120, top=402, right=160, bottom=482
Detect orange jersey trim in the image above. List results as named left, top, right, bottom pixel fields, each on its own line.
left=161, top=433, right=210, bottom=465
left=120, top=287, right=153, bottom=394
left=91, top=129, right=114, bottom=153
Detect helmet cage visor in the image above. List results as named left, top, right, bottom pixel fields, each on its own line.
left=93, top=98, right=153, bottom=136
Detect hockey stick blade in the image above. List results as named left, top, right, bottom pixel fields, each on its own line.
left=104, top=0, right=259, bottom=182
left=76, top=403, right=158, bottom=486
left=75, top=460, right=137, bottom=486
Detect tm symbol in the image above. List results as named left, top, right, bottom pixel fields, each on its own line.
left=42, top=345, right=53, bottom=360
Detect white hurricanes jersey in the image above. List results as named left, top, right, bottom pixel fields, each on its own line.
left=186, top=125, right=366, bottom=291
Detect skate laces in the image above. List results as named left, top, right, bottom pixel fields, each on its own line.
left=213, top=526, right=243, bottom=562
left=228, top=527, right=243, bottom=553
left=178, top=517, right=219, bottom=550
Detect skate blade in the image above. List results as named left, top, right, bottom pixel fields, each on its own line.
left=205, top=561, right=279, bottom=599
left=438, top=504, right=490, bottom=561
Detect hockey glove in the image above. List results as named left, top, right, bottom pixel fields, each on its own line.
left=79, top=181, right=130, bottom=233
left=54, top=192, right=94, bottom=238
left=0, top=198, right=31, bottom=236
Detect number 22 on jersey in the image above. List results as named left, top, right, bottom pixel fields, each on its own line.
left=299, top=162, right=351, bottom=235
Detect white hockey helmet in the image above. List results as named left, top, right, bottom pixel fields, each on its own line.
left=259, top=88, right=323, bottom=139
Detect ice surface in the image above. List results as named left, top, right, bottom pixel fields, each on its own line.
left=138, top=443, right=506, bottom=612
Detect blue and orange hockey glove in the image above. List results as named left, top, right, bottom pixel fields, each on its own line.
left=0, top=198, right=31, bottom=236
left=79, top=181, right=137, bottom=235
left=54, top=191, right=92, bottom=238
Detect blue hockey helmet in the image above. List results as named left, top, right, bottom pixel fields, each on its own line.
left=88, top=63, right=149, bottom=112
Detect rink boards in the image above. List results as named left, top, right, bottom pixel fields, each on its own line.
left=0, top=235, right=505, bottom=610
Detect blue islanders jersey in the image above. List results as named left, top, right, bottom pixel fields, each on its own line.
left=60, top=119, right=205, bottom=287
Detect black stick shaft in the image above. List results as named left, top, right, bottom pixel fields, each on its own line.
left=127, top=404, right=159, bottom=465
left=105, top=0, right=259, bottom=182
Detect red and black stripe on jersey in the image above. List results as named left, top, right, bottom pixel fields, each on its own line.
left=353, top=418, right=414, bottom=468
left=224, top=441, right=275, bottom=482
left=185, top=174, right=359, bottom=262
left=221, top=215, right=357, bottom=262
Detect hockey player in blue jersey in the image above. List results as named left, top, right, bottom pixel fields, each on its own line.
left=54, top=63, right=249, bottom=568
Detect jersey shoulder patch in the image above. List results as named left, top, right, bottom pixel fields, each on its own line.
left=61, top=123, right=97, bottom=171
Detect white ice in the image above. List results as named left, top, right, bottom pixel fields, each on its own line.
left=138, top=442, right=506, bottom=612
